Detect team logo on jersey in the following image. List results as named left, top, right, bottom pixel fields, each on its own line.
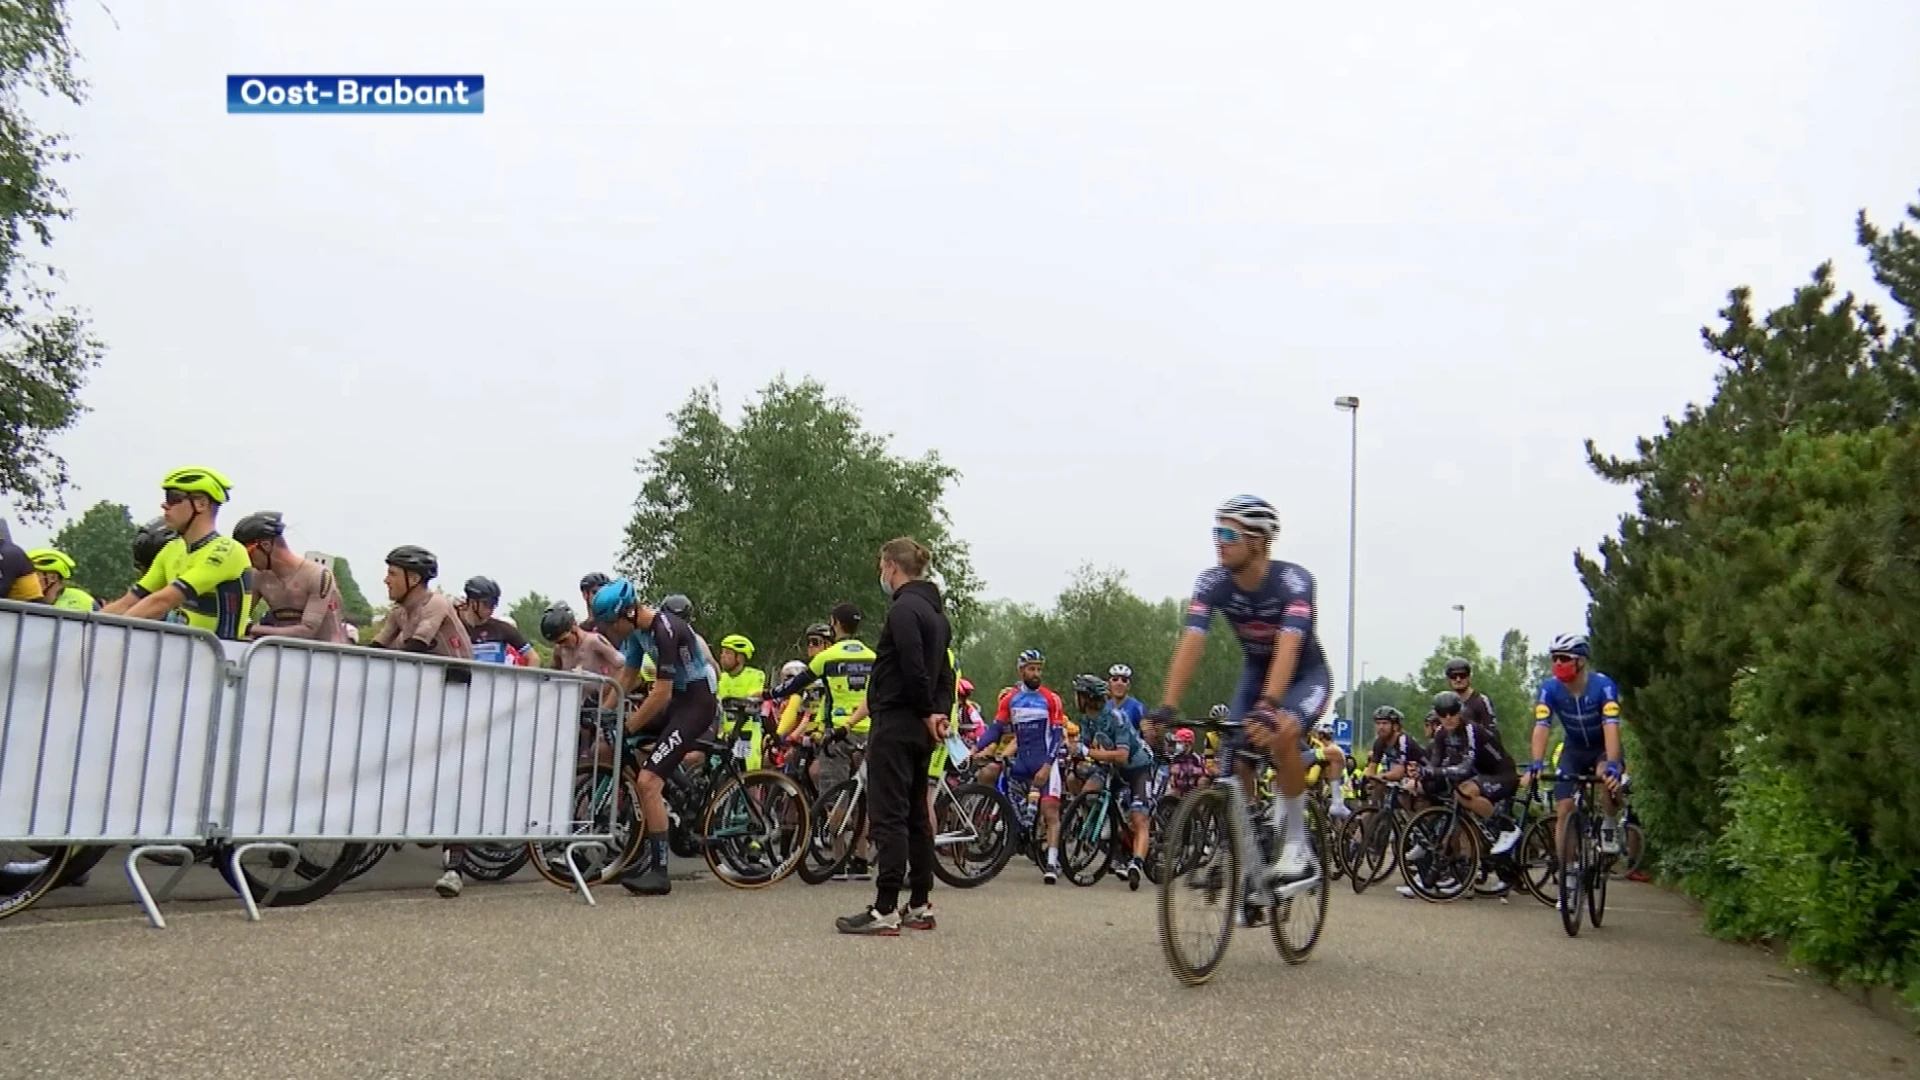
left=1602, top=701, right=1621, bottom=718
left=1534, top=703, right=1551, bottom=720
left=1187, top=600, right=1209, bottom=618
left=1285, top=599, right=1311, bottom=619
left=1281, top=566, right=1309, bottom=594
left=1236, top=621, right=1279, bottom=642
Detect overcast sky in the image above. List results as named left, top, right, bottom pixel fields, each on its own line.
left=12, top=0, right=1920, bottom=681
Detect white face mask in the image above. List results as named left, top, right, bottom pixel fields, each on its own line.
left=878, top=572, right=894, bottom=597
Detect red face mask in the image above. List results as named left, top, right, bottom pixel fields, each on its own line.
left=1551, top=659, right=1579, bottom=683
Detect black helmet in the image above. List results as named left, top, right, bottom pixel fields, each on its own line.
left=579, top=571, right=612, bottom=594
left=463, top=576, right=502, bottom=605
left=1444, top=657, right=1471, bottom=678
left=232, top=511, right=285, bottom=544
left=1424, top=709, right=1441, bottom=727
left=1372, top=705, right=1404, bottom=724
left=539, top=602, right=577, bottom=643
left=803, top=621, right=832, bottom=642
left=659, top=593, right=692, bottom=618
left=1071, top=674, right=1105, bottom=698
left=1432, top=690, right=1463, bottom=716
left=132, top=518, right=177, bottom=574
left=385, top=545, right=439, bottom=581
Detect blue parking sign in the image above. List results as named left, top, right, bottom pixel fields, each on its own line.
left=1332, top=716, right=1353, bottom=752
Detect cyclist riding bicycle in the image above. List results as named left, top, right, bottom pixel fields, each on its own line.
left=1526, top=633, right=1627, bottom=856
left=973, top=648, right=1070, bottom=883
left=593, top=578, right=720, bottom=898
left=26, top=549, right=98, bottom=612
left=234, top=512, right=347, bottom=642
left=1075, top=672, right=1153, bottom=887
left=1148, top=494, right=1332, bottom=890
left=1365, top=706, right=1425, bottom=792
left=104, top=468, right=255, bottom=639
left=1167, top=728, right=1209, bottom=796
left=1426, top=689, right=1520, bottom=851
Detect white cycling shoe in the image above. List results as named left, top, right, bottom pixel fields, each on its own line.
left=1268, top=838, right=1318, bottom=884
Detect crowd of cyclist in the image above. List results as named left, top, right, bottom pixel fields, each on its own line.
left=3, top=471, right=1635, bottom=925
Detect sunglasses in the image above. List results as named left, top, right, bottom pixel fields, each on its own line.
left=1212, top=526, right=1242, bottom=545
left=162, top=489, right=191, bottom=506
left=1447, top=672, right=1469, bottom=680
left=1550, top=654, right=1577, bottom=664
left=1436, top=708, right=1462, bottom=718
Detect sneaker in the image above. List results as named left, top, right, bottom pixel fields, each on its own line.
left=1397, top=877, right=1458, bottom=899
left=901, top=902, right=936, bottom=930
left=1491, top=827, right=1522, bottom=855
left=1599, top=825, right=1621, bottom=855
left=434, top=870, right=463, bottom=898
left=835, top=906, right=901, bottom=936
left=1043, top=866, right=1058, bottom=885
left=619, top=863, right=671, bottom=896
left=1126, top=861, right=1143, bottom=892
left=1268, top=838, right=1317, bottom=883
left=1330, top=800, right=1352, bottom=820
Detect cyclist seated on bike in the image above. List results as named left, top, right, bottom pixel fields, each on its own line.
left=1365, top=706, right=1425, bottom=793
left=1526, top=633, right=1627, bottom=856
left=26, top=548, right=98, bottom=611
left=973, top=648, right=1070, bottom=884
left=1167, top=728, right=1209, bottom=796
left=592, top=578, right=721, bottom=898
left=715, top=633, right=768, bottom=768
left=1426, top=690, right=1521, bottom=854
left=1305, top=717, right=1352, bottom=819
left=770, top=609, right=875, bottom=787
left=234, top=512, right=347, bottom=642
left=1073, top=673, right=1153, bottom=887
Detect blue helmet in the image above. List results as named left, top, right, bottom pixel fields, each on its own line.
left=1017, top=648, right=1044, bottom=667
left=591, top=579, right=638, bottom=622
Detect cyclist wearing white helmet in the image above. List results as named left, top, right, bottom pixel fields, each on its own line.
left=1104, top=663, right=1146, bottom=734
left=1148, top=494, right=1332, bottom=897
left=1527, top=632, right=1628, bottom=856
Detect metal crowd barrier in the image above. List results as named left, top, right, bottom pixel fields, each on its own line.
left=1, top=600, right=622, bottom=928
left=219, top=637, right=618, bottom=916
left=0, top=600, right=231, bottom=928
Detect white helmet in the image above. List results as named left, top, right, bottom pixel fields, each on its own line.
left=1214, top=495, right=1279, bottom=538
left=780, top=660, right=807, bottom=681
left=1312, top=717, right=1335, bottom=737
left=1107, top=663, right=1132, bottom=680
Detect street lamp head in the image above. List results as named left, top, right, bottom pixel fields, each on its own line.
left=1333, top=395, right=1360, bottom=411
left=1451, top=604, right=1465, bottom=613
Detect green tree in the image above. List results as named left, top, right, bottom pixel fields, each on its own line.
left=620, top=377, right=980, bottom=660
left=507, top=591, right=556, bottom=664
left=1411, top=632, right=1535, bottom=752
left=0, top=1, right=104, bottom=521
left=46, top=499, right=135, bottom=598
left=330, top=556, right=374, bottom=624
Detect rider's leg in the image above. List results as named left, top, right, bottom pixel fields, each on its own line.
left=1039, top=763, right=1062, bottom=868
left=1459, top=779, right=1493, bottom=820
left=1323, top=745, right=1350, bottom=817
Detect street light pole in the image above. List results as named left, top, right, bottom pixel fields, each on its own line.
left=1452, top=603, right=1466, bottom=642
left=1334, top=396, right=1360, bottom=747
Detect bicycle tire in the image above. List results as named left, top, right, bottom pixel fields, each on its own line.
left=55, top=844, right=110, bottom=888
left=457, top=843, right=530, bottom=882
left=0, top=844, right=73, bottom=921
left=1340, top=811, right=1372, bottom=894
left=702, top=769, right=810, bottom=890
left=1364, top=810, right=1402, bottom=885
left=529, top=768, right=646, bottom=889
left=799, top=779, right=862, bottom=885
left=345, top=843, right=393, bottom=882
left=1156, top=787, right=1237, bottom=987
left=1610, top=823, right=1645, bottom=879
left=1589, top=846, right=1610, bottom=927
left=931, top=782, right=1016, bottom=889
left=1519, top=816, right=1559, bottom=907
left=1143, top=799, right=1179, bottom=887
left=1559, top=809, right=1587, bottom=937
left=1060, top=793, right=1113, bottom=887
left=1274, top=805, right=1329, bottom=964
left=1398, top=807, right=1477, bottom=903
left=222, top=841, right=366, bottom=907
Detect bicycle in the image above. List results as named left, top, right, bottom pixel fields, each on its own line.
left=1059, top=761, right=1148, bottom=890
left=1338, top=777, right=1416, bottom=894
left=1156, top=715, right=1330, bottom=987
left=1552, top=771, right=1620, bottom=937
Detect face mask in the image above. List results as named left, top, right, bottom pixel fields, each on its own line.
left=1551, top=659, right=1579, bottom=683
left=878, top=573, right=894, bottom=597
left=1022, top=676, right=1042, bottom=690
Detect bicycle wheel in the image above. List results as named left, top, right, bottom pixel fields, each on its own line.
left=798, top=779, right=862, bottom=885
left=1274, top=805, right=1329, bottom=964
left=1156, top=787, right=1238, bottom=987
left=1317, top=804, right=1345, bottom=883
left=222, top=841, right=366, bottom=907
left=1340, top=811, right=1372, bottom=894
left=54, top=844, right=109, bottom=888
left=1519, top=816, right=1559, bottom=907
left=456, top=843, right=530, bottom=882
left=1559, top=809, right=1587, bottom=937
left=1143, top=798, right=1183, bottom=886
left=1611, top=823, right=1645, bottom=879
left=0, top=844, right=73, bottom=921
left=1398, top=807, right=1476, bottom=903
left=529, top=768, right=646, bottom=889
left=702, top=769, right=810, bottom=889
left=1365, top=811, right=1402, bottom=886
left=1060, top=793, right=1114, bottom=887
left=931, top=782, right=1016, bottom=889
left=343, top=843, right=393, bottom=882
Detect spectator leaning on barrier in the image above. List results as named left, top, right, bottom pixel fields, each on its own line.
left=837, top=537, right=954, bottom=937
left=234, top=512, right=347, bottom=642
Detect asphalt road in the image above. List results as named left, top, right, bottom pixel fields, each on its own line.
left=2, top=848, right=1913, bottom=1080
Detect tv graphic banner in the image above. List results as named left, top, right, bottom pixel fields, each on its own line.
left=227, top=75, right=485, bottom=114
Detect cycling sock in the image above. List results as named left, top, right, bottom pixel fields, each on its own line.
left=1047, top=846, right=1060, bottom=868
left=1283, top=795, right=1309, bottom=847
left=1330, top=779, right=1345, bottom=804
left=648, top=833, right=670, bottom=871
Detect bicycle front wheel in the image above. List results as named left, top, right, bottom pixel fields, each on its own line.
left=1060, top=793, right=1114, bottom=887
left=529, top=767, right=645, bottom=889
left=1157, top=787, right=1238, bottom=987
left=0, top=844, right=73, bottom=922
left=798, top=778, right=862, bottom=885
left=1559, top=810, right=1587, bottom=937
left=702, top=769, right=810, bottom=889
left=1398, top=807, right=1476, bottom=903
left=931, top=782, right=1016, bottom=889
left=1274, top=803, right=1329, bottom=963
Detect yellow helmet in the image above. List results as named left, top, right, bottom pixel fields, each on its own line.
left=719, top=634, right=755, bottom=660
left=160, top=466, right=234, bottom=504
left=27, top=549, right=74, bottom=579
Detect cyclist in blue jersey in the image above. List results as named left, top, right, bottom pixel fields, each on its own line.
left=592, top=579, right=720, bottom=897
left=973, top=648, right=1070, bottom=883
left=1525, top=633, right=1626, bottom=856
left=1103, top=663, right=1147, bottom=733
left=1149, top=495, right=1332, bottom=889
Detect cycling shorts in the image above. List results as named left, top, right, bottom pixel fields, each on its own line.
left=1089, top=764, right=1152, bottom=812
left=1474, top=774, right=1517, bottom=803
left=637, top=684, right=719, bottom=779
left=1009, top=760, right=1062, bottom=801
left=1220, top=662, right=1332, bottom=772
left=1554, top=743, right=1606, bottom=801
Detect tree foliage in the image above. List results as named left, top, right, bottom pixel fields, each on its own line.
left=330, top=556, right=374, bottom=624
left=620, top=377, right=979, bottom=660
left=47, top=498, right=134, bottom=598
left=0, top=0, right=103, bottom=521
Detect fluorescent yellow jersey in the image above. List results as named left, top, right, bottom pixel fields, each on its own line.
left=52, top=587, right=98, bottom=612
left=811, top=637, right=877, bottom=735
left=930, top=651, right=960, bottom=779
left=716, top=665, right=767, bottom=701
left=133, top=533, right=254, bottom=639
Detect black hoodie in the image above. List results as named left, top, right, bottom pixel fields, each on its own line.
left=867, top=579, right=954, bottom=722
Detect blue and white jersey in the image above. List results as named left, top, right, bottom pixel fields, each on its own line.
left=1534, top=672, right=1622, bottom=751
left=1185, top=559, right=1329, bottom=675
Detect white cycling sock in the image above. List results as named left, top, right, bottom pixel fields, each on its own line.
left=1284, top=795, right=1310, bottom=847
left=1330, top=779, right=1345, bottom=803
left=1047, top=846, right=1059, bottom=867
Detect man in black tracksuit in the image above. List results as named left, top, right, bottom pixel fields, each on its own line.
left=837, top=539, right=954, bottom=936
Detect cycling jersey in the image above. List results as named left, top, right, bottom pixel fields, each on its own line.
left=974, top=683, right=1068, bottom=778
left=373, top=590, right=473, bottom=658
left=468, top=617, right=534, bottom=665
left=1185, top=559, right=1329, bottom=673
left=51, top=586, right=98, bottom=612
left=1106, top=694, right=1147, bottom=733
left=1534, top=672, right=1622, bottom=750
left=716, top=665, right=767, bottom=702
left=810, top=638, right=877, bottom=734
left=550, top=630, right=623, bottom=677
left=1082, top=702, right=1153, bottom=771
left=1428, top=722, right=1515, bottom=783
left=132, top=533, right=254, bottom=639
left=1369, top=732, right=1426, bottom=772
left=0, top=541, right=41, bottom=602
left=250, top=557, right=344, bottom=642
left=614, top=610, right=716, bottom=694
left=1168, top=751, right=1208, bottom=795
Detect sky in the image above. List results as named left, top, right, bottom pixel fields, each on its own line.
left=10, top=0, right=1920, bottom=681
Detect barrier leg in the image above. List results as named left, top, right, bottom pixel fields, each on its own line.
left=125, top=845, right=199, bottom=930
left=562, top=841, right=607, bottom=906
left=226, top=842, right=300, bottom=923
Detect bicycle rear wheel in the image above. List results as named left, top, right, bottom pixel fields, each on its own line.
left=457, top=843, right=530, bottom=882
left=799, top=779, right=862, bottom=885
left=1588, top=846, right=1610, bottom=926
left=1060, top=793, right=1113, bottom=887
left=0, top=844, right=72, bottom=921
left=1274, top=805, right=1329, bottom=963
left=702, top=769, right=810, bottom=889
left=529, top=768, right=645, bottom=889
left=1156, top=788, right=1238, bottom=987
left=1518, top=817, right=1559, bottom=907
left=1398, top=808, right=1476, bottom=902
left=223, top=841, right=366, bottom=907
left=1610, top=823, right=1645, bottom=879
left=931, top=782, right=1016, bottom=889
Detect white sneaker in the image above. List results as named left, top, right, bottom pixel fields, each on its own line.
left=434, top=870, right=463, bottom=898
left=1269, top=838, right=1317, bottom=883
left=1491, top=827, right=1522, bottom=855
